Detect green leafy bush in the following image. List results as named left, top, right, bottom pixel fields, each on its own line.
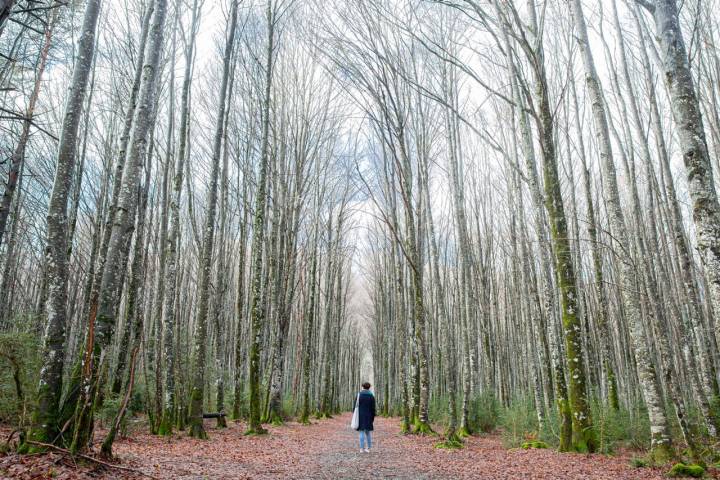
left=128, top=383, right=146, bottom=415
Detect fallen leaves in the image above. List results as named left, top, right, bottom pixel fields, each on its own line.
left=1, top=414, right=711, bottom=479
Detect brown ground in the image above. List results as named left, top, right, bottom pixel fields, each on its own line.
left=0, top=414, right=704, bottom=479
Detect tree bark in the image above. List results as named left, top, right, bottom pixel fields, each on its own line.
left=28, top=0, right=100, bottom=448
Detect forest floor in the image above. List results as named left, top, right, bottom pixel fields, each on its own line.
left=0, top=413, right=703, bottom=479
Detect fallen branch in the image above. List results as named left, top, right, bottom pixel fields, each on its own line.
left=25, top=441, right=158, bottom=479
left=202, top=412, right=227, bottom=419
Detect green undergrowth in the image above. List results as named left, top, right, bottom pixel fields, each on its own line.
left=667, top=463, right=705, bottom=478
left=429, top=392, right=501, bottom=437
left=98, top=386, right=146, bottom=438
left=591, top=399, right=650, bottom=454
left=630, top=457, right=649, bottom=468
left=0, top=332, right=40, bottom=426
left=470, top=393, right=501, bottom=434
left=500, top=396, right=546, bottom=448
left=426, top=394, right=659, bottom=455
left=466, top=394, right=720, bottom=464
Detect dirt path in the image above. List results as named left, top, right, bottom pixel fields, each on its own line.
left=2, top=414, right=680, bottom=479
left=112, top=414, right=429, bottom=480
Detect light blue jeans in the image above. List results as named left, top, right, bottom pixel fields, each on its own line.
left=359, top=430, right=372, bottom=449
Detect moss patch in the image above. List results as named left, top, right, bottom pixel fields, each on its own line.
left=667, top=463, right=705, bottom=478
left=521, top=440, right=549, bottom=450
left=413, top=419, right=436, bottom=436
left=435, top=438, right=464, bottom=449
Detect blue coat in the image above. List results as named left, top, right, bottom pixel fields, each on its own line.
left=356, top=390, right=376, bottom=431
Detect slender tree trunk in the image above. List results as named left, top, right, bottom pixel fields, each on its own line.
left=188, top=0, right=238, bottom=439
left=247, top=0, right=275, bottom=435
left=158, top=0, right=200, bottom=435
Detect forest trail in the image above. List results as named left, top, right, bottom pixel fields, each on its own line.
left=2, top=414, right=672, bottom=479
left=110, top=413, right=673, bottom=479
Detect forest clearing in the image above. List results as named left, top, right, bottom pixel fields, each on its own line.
left=2, top=0, right=720, bottom=478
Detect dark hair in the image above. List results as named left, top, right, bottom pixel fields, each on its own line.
left=362, top=382, right=371, bottom=390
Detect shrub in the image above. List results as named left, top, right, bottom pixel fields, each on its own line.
left=99, top=394, right=123, bottom=428
left=428, top=393, right=451, bottom=429
left=591, top=399, right=650, bottom=454
left=630, top=458, right=649, bottom=468
left=281, top=394, right=295, bottom=420
left=469, top=392, right=500, bottom=433
left=499, top=396, right=541, bottom=448
left=128, top=383, right=146, bottom=415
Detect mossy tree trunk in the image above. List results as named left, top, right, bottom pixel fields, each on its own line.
left=494, top=2, right=567, bottom=444
left=29, top=0, right=99, bottom=447
left=493, top=0, right=597, bottom=453
left=247, top=0, right=276, bottom=436
left=643, top=0, right=720, bottom=431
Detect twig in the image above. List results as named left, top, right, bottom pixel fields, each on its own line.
left=25, top=441, right=159, bottom=479
left=5, top=428, right=21, bottom=444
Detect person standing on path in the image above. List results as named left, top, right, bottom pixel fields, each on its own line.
left=356, top=382, right=376, bottom=453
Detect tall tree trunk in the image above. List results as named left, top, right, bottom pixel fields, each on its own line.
left=188, top=0, right=238, bottom=439
left=645, top=0, right=720, bottom=396
left=101, top=135, right=153, bottom=458
left=510, top=0, right=597, bottom=450
left=570, top=0, right=667, bottom=455
left=158, top=0, right=200, bottom=436
left=27, top=0, right=100, bottom=448
left=247, top=0, right=275, bottom=435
